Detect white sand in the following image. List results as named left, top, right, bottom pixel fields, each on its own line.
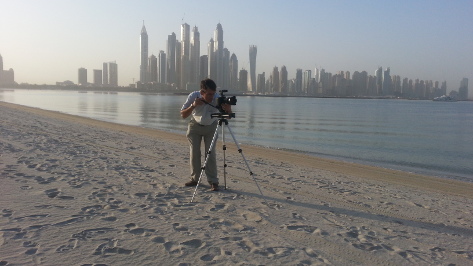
left=1, top=101, right=472, bottom=265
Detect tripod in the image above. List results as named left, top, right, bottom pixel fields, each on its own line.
left=190, top=115, right=266, bottom=203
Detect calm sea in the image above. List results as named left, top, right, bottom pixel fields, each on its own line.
left=1, top=89, right=472, bottom=182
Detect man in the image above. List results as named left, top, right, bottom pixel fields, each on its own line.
left=180, top=78, right=231, bottom=191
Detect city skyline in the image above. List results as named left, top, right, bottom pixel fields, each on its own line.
left=0, top=0, right=472, bottom=96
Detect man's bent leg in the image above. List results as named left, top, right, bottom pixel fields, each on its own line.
left=187, top=121, right=202, bottom=182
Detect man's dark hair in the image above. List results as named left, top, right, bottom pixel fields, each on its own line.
left=201, top=78, right=217, bottom=91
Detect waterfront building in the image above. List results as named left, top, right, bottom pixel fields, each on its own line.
left=295, top=69, right=302, bottom=95
left=375, top=66, right=383, bottom=95
left=229, top=53, right=238, bottom=91
left=459, top=78, right=469, bottom=100
left=180, top=23, right=190, bottom=90
left=190, top=26, right=200, bottom=85
left=280, top=65, right=288, bottom=94
left=257, top=72, right=265, bottom=94
left=249, top=45, right=257, bottom=92
left=78, top=68, right=87, bottom=85
left=271, top=66, right=280, bottom=93
left=148, top=54, right=157, bottom=83
left=239, top=69, right=248, bottom=92
left=213, top=23, right=224, bottom=86
left=199, top=55, right=208, bottom=81
left=207, top=38, right=215, bottom=81
left=0, top=54, right=3, bottom=82
left=140, top=23, right=149, bottom=83
left=109, top=61, right=118, bottom=87
left=382, top=67, right=392, bottom=96
left=102, top=63, right=108, bottom=85
left=93, top=69, right=102, bottom=85
left=303, top=70, right=312, bottom=94
left=158, top=51, right=166, bottom=84
left=166, top=32, right=177, bottom=85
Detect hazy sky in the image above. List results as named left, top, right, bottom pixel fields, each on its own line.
left=1, top=0, right=472, bottom=93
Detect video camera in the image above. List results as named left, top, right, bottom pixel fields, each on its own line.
left=212, top=90, right=237, bottom=118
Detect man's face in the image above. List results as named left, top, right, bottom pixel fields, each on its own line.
left=200, top=89, right=215, bottom=103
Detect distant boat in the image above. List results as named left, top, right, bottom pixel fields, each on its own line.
left=433, top=95, right=457, bottom=102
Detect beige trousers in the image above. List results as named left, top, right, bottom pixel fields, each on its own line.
left=186, top=119, right=219, bottom=185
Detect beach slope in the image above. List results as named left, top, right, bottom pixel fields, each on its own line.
left=1, top=101, right=472, bottom=265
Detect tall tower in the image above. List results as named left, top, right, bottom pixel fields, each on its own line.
left=158, top=51, right=166, bottom=84
left=190, top=26, right=200, bottom=84
left=229, top=53, right=238, bottom=91
left=375, top=66, right=383, bottom=95
left=459, top=78, right=469, bottom=100
left=109, top=61, right=118, bottom=86
left=140, top=22, right=149, bottom=83
left=78, top=68, right=87, bottom=85
left=271, top=66, right=279, bottom=93
left=208, top=38, right=215, bottom=80
left=382, top=67, right=392, bottom=96
left=166, top=32, right=176, bottom=85
left=148, top=54, right=157, bottom=82
left=214, top=23, right=224, bottom=87
left=180, top=23, right=190, bottom=89
left=249, top=45, right=257, bottom=92
left=280, top=65, right=288, bottom=94
left=103, top=62, right=109, bottom=85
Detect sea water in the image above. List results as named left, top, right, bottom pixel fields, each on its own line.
left=1, top=89, right=472, bottom=181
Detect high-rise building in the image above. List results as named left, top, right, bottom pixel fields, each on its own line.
left=213, top=23, right=224, bottom=87
left=280, top=65, right=288, bottom=94
left=459, top=78, right=469, bottom=100
left=166, top=32, right=177, bottom=85
left=239, top=69, right=248, bottom=92
left=375, top=66, right=383, bottom=95
left=257, top=72, right=266, bottom=94
left=295, top=69, right=302, bottom=95
left=148, top=54, right=157, bottom=82
left=249, top=45, right=257, bottom=92
left=382, top=67, right=392, bottom=95
left=78, top=68, right=87, bottom=85
left=229, top=53, right=238, bottom=91
left=271, top=66, right=279, bottom=93
left=158, top=51, right=166, bottom=84
left=199, top=55, right=208, bottom=81
left=190, top=26, right=200, bottom=84
left=303, top=70, right=312, bottom=94
left=93, top=69, right=102, bottom=85
left=109, top=62, right=118, bottom=86
left=103, top=63, right=108, bottom=85
left=140, top=22, right=148, bottom=83
left=180, top=23, right=190, bottom=90
left=208, top=38, right=215, bottom=80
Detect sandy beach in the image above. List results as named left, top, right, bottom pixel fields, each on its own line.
left=1, top=101, right=472, bottom=265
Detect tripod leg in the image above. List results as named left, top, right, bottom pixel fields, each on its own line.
left=225, top=124, right=268, bottom=206
left=191, top=123, right=220, bottom=203
left=222, top=122, right=227, bottom=190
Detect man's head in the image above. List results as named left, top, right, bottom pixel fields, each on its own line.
left=200, top=78, right=217, bottom=103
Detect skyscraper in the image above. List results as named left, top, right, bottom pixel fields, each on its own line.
left=280, top=65, right=288, bottom=94
left=103, top=63, right=108, bottom=85
left=148, top=54, right=157, bottom=82
left=166, top=32, right=176, bottom=85
left=199, top=55, right=208, bottom=81
left=109, top=61, right=118, bottom=86
left=375, top=66, right=383, bottom=95
left=295, top=69, right=302, bottom=95
left=0, top=54, right=3, bottom=82
left=271, top=66, right=279, bottom=93
left=382, top=67, right=392, bottom=96
left=180, top=23, right=190, bottom=89
left=229, top=53, right=238, bottom=91
left=249, top=45, right=257, bottom=92
left=158, top=51, right=166, bottom=84
left=214, top=23, right=224, bottom=86
left=208, top=38, right=215, bottom=80
left=93, top=69, right=102, bottom=85
left=190, top=26, right=200, bottom=84
left=140, top=22, right=148, bottom=83
left=78, top=68, right=87, bottom=85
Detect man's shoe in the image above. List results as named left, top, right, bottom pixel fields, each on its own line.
left=185, top=180, right=198, bottom=187
left=210, top=183, right=219, bottom=191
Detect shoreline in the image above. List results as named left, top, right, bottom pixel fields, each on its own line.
left=2, top=101, right=471, bottom=198
left=1, top=101, right=473, bottom=265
